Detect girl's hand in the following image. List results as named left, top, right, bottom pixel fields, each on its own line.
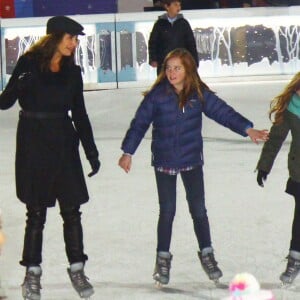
left=0, top=230, right=5, bottom=254
left=118, top=154, right=132, bottom=173
left=246, top=128, right=269, bottom=144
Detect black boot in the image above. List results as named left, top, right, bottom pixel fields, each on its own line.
left=21, top=266, right=42, bottom=300
left=198, top=248, right=222, bottom=281
left=67, top=262, right=94, bottom=299
left=153, top=251, right=172, bottom=285
left=280, top=250, right=300, bottom=284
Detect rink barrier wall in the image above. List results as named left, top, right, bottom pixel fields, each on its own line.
left=1, top=6, right=300, bottom=91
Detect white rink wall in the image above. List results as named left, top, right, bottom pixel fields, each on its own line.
left=1, top=6, right=300, bottom=91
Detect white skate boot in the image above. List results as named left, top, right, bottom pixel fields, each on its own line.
left=21, top=266, right=42, bottom=300
left=67, top=262, right=94, bottom=299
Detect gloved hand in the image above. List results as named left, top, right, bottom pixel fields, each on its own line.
left=257, top=170, right=268, bottom=187
left=88, top=157, right=101, bottom=177
left=17, top=72, right=34, bottom=95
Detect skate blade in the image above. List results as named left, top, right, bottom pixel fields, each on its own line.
left=214, top=281, right=228, bottom=289
left=79, top=288, right=94, bottom=299
left=280, top=281, right=296, bottom=290
left=22, top=289, right=41, bottom=300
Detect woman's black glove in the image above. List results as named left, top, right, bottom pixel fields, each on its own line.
left=88, top=157, right=101, bottom=177
left=257, top=170, right=268, bottom=187
left=17, top=72, right=34, bottom=95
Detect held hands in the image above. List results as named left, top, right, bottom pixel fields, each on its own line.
left=88, top=157, right=101, bottom=177
left=246, top=128, right=269, bottom=144
left=257, top=170, right=268, bottom=187
left=118, top=154, right=132, bottom=173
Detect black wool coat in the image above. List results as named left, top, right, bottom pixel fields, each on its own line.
left=0, top=54, right=99, bottom=207
left=148, top=13, right=199, bottom=70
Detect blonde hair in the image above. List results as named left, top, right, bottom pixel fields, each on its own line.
left=270, top=72, right=300, bottom=124
left=144, top=48, right=211, bottom=108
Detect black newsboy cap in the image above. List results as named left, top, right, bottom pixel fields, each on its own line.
left=46, top=16, right=85, bottom=36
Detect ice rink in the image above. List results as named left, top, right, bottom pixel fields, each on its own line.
left=1, top=79, right=300, bottom=299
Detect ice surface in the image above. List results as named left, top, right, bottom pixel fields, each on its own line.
left=0, top=79, right=299, bottom=299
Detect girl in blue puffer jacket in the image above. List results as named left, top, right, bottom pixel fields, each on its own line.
left=118, top=48, right=269, bottom=285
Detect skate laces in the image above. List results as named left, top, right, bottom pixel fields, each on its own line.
left=23, top=271, right=41, bottom=293
left=283, top=256, right=300, bottom=277
left=157, top=256, right=171, bottom=275
left=69, top=269, right=92, bottom=290
left=202, top=253, right=218, bottom=271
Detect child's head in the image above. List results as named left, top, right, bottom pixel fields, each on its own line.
left=160, top=48, right=198, bottom=89
left=161, top=0, right=181, bottom=17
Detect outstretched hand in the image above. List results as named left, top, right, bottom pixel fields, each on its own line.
left=118, top=154, right=132, bottom=173
left=246, top=128, right=269, bottom=144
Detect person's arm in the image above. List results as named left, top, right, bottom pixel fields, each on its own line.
left=71, top=66, right=100, bottom=177
left=148, top=21, right=160, bottom=66
left=0, top=55, right=29, bottom=110
left=256, top=117, right=290, bottom=176
left=203, top=90, right=268, bottom=140
left=184, top=20, right=199, bottom=67
left=119, top=93, right=155, bottom=173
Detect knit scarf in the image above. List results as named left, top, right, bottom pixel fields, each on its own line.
left=288, top=93, right=300, bottom=118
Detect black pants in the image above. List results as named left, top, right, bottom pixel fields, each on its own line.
left=290, top=196, right=300, bottom=252
left=20, top=203, right=88, bottom=267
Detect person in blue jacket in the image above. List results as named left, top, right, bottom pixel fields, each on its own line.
left=118, top=48, right=269, bottom=285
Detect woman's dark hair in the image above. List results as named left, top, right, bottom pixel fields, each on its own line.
left=26, top=33, right=75, bottom=72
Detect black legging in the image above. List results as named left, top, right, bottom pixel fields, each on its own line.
left=290, top=196, right=300, bottom=252
left=20, top=204, right=87, bottom=267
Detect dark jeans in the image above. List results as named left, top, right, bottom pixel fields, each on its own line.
left=155, top=166, right=211, bottom=252
left=20, top=203, right=88, bottom=267
left=290, top=196, right=300, bottom=252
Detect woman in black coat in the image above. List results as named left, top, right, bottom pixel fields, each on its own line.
left=0, top=16, right=100, bottom=300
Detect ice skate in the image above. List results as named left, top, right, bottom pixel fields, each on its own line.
left=280, top=252, right=300, bottom=287
left=198, top=248, right=223, bottom=284
left=153, top=251, right=172, bottom=286
left=21, top=267, right=42, bottom=300
left=67, top=263, right=94, bottom=299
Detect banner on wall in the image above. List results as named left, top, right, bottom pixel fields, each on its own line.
left=32, top=0, right=117, bottom=16
left=0, top=0, right=15, bottom=18
left=14, top=0, right=33, bottom=18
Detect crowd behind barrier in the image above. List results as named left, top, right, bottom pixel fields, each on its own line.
left=150, top=0, right=300, bottom=10
left=1, top=6, right=300, bottom=91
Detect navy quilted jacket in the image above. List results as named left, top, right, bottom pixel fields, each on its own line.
left=121, top=80, right=253, bottom=168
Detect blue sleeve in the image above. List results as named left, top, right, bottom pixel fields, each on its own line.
left=203, top=90, right=253, bottom=137
left=121, top=94, right=155, bottom=154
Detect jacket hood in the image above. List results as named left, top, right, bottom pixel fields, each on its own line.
left=158, top=13, right=184, bottom=21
